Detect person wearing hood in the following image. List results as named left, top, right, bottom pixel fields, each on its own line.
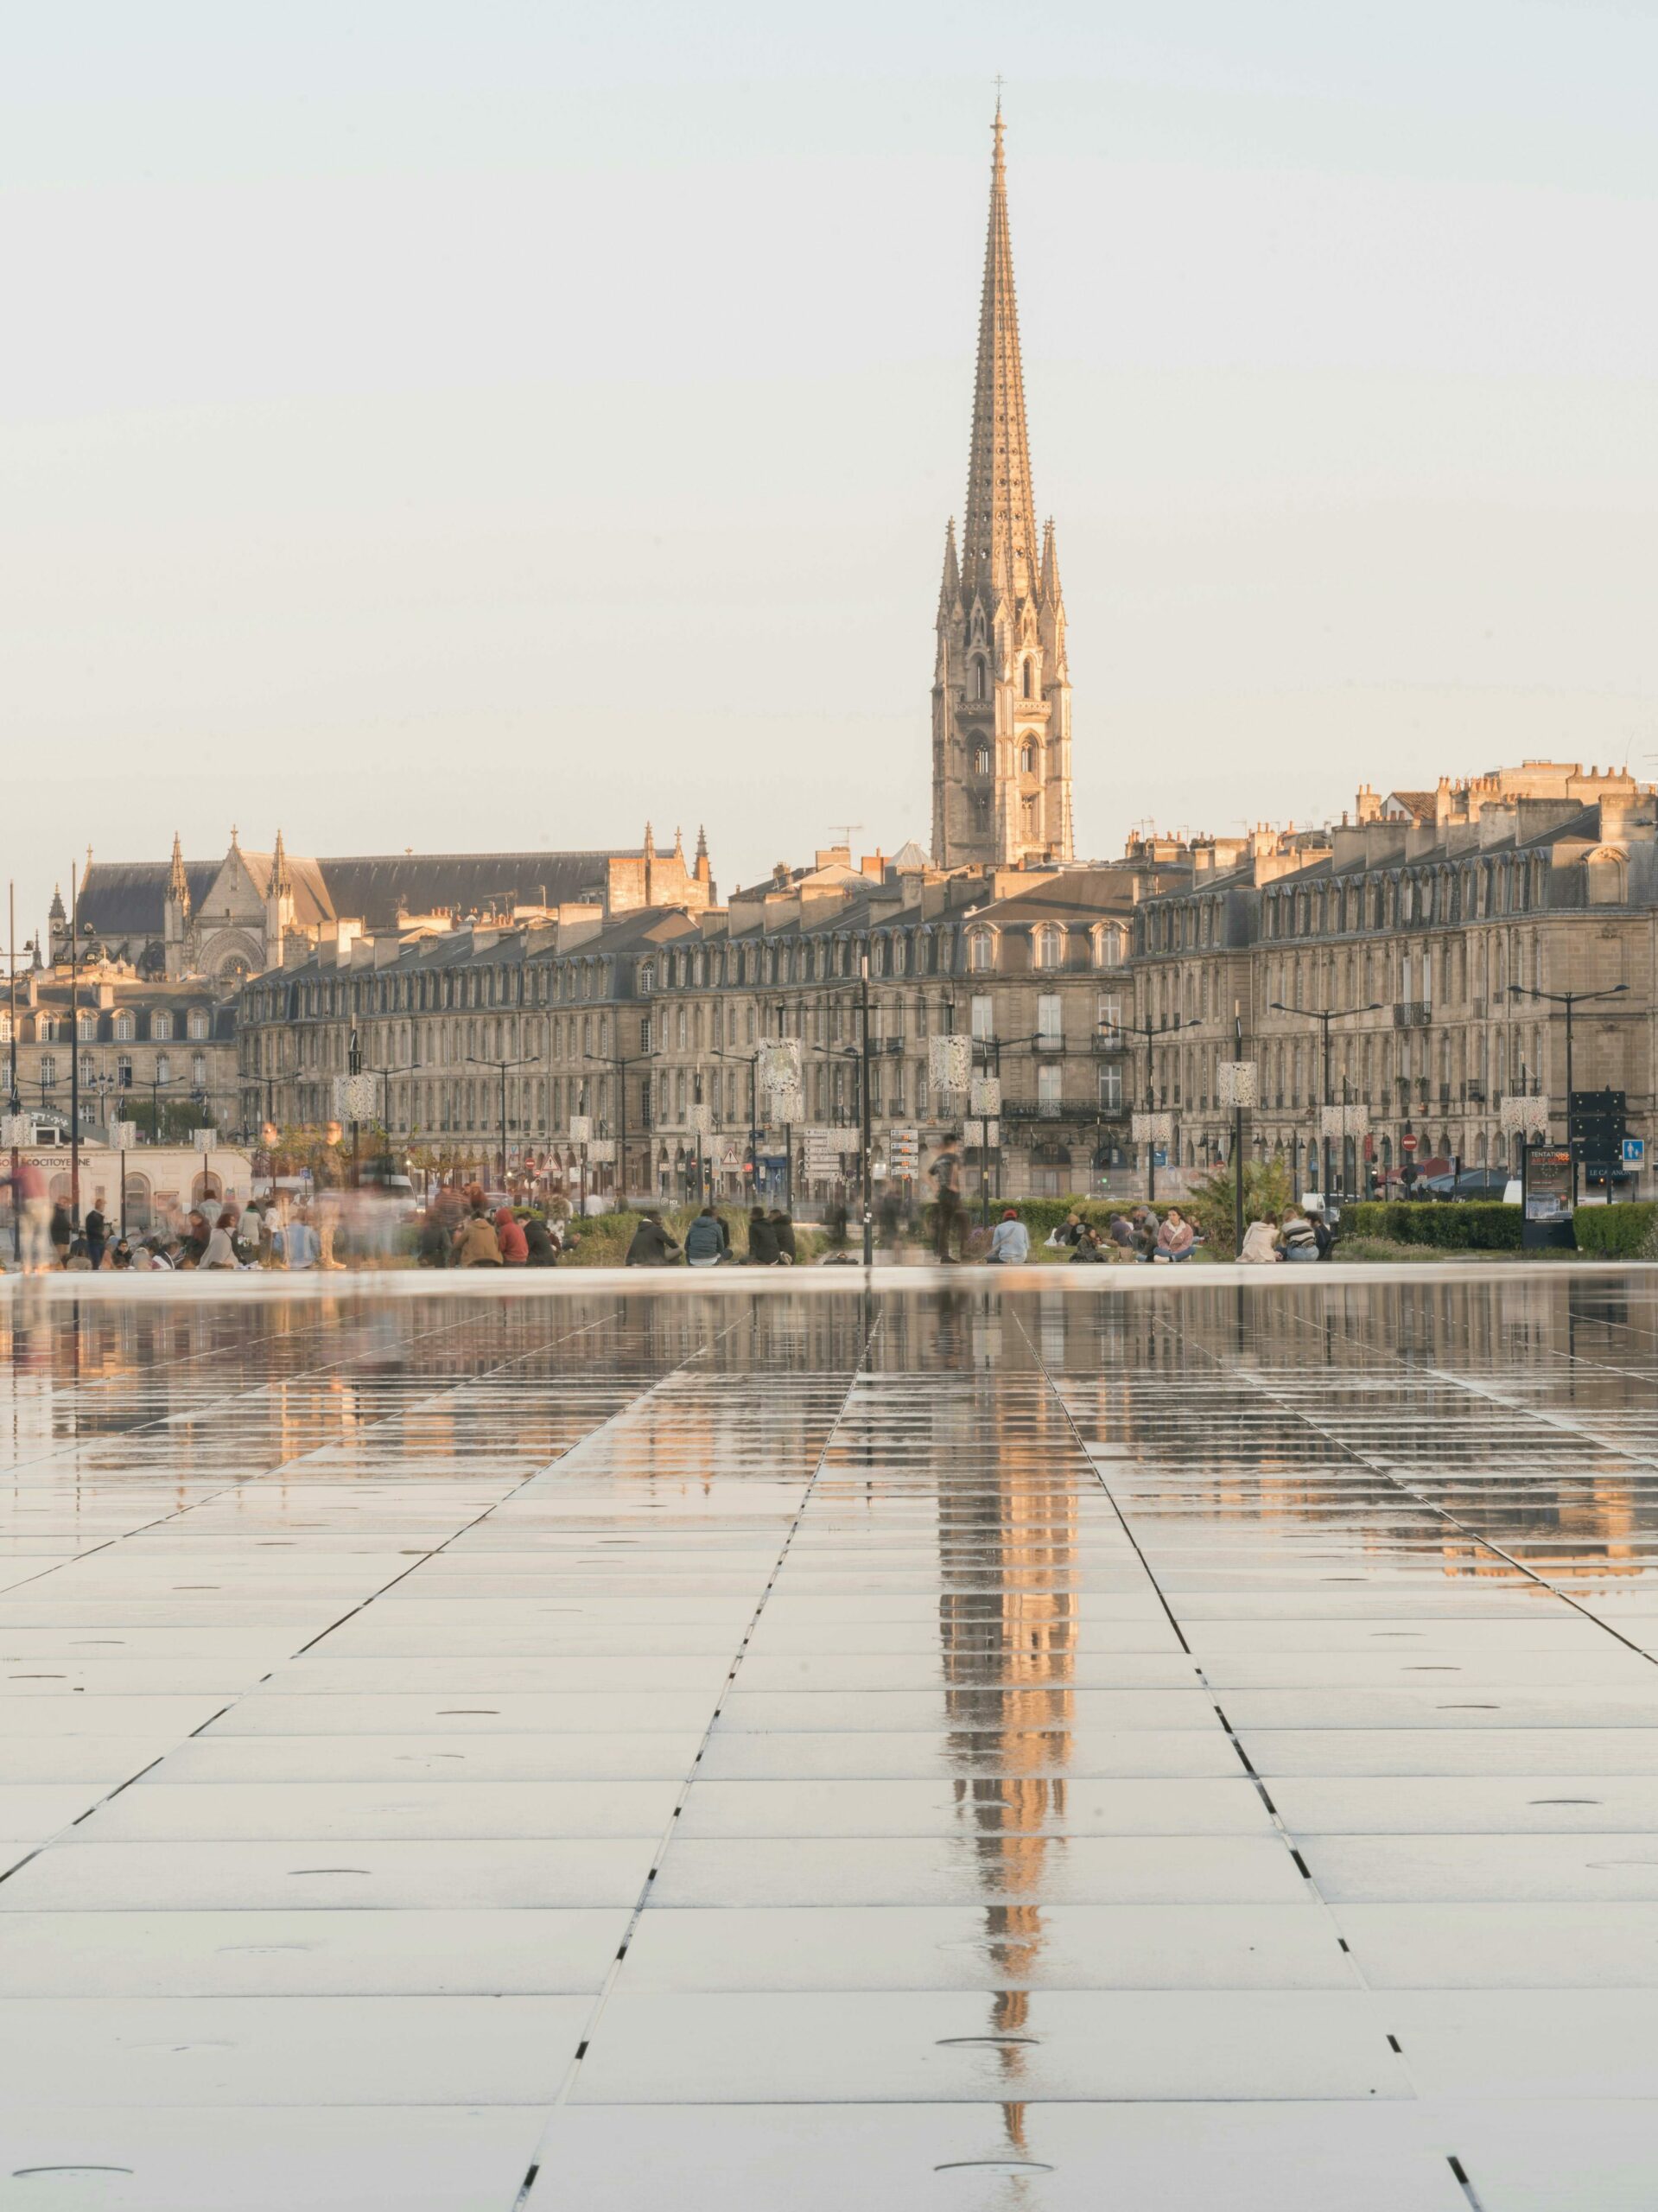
left=494, top=1208, right=529, bottom=1266
left=523, top=1215, right=558, bottom=1267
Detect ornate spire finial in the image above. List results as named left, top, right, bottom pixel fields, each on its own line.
left=643, top=821, right=656, bottom=860
left=961, top=95, right=1036, bottom=606
left=167, top=833, right=190, bottom=907
left=696, top=823, right=708, bottom=862
left=267, top=829, right=290, bottom=899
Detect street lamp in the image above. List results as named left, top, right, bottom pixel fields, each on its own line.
left=2, top=886, right=36, bottom=1264
left=584, top=1047, right=653, bottom=1210
left=466, top=1052, right=537, bottom=1188
left=1110, top=1013, right=1200, bottom=1202
left=1509, top=982, right=1629, bottom=1203
left=1268, top=1001, right=1383, bottom=1198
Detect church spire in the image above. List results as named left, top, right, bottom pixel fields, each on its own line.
left=167, top=834, right=190, bottom=909
left=267, top=829, right=290, bottom=899
left=961, top=103, right=1039, bottom=606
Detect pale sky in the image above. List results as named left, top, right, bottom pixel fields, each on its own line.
left=4, top=0, right=1656, bottom=942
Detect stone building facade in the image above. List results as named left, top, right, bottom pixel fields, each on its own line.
left=1131, top=764, right=1658, bottom=1192
left=3, top=963, right=239, bottom=1139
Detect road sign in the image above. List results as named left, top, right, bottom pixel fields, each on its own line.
left=1623, top=1137, right=1646, bottom=1166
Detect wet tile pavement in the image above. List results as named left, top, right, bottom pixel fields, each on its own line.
left=2, top=1271, right=1658, bottom=2207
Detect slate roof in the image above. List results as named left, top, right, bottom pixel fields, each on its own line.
left=73, top=849, right=634, bottom=942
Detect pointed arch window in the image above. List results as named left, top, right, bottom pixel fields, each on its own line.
left=972, top=742, right=991, bottom=778
left=1020, top=742, right=1035, bottom=775
left=973, top=659, right=987, bottom=702
left=1021, top=658, right=1034, bottom=699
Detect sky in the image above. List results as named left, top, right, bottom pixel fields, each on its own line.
left=3, top=0, right=1657, bottom=940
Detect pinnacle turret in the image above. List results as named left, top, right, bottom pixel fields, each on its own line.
left=166, top=835, right=190, bottom=908
left=267, top=830, right=291, bottom=899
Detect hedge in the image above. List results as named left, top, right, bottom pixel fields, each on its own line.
left=1340, top=1202, right=1522, bottom=1250
left=1572, top=1203, right=1657, bottom=1258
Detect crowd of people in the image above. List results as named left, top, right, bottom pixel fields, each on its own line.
left=625, top=1205, right=799, bottom=1267
left=414, top=1185, right=577, bottom=1268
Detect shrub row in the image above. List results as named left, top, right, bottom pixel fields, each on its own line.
left=1572, top=1203, right=1657, bottom=1258
left=1339, top=1202, right=1522, bottom=1250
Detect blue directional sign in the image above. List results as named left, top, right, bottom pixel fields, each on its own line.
left=1623, top=1137, right=1645, bottom=1166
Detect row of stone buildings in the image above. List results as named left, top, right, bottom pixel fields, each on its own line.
left=219, top=758, right=1656, bottom=1202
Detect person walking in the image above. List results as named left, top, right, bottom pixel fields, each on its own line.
left=929, top=1141, right=962, bottom=1263
left=0, top=1160, right=52, bottom=1275
left=987, top=1208, right=1029, bottom=1265
left=685, top=1205, right=730, bottom=1268
left=48, top=1201, right=73, bottom=1269
left=625, top=1211, right=680, bottom=1266
left=876, top=1188, right=902, bottom=1256
left=746, top=1207, right=778, bottom=1265
left=83, top=1203, right=109, bottom=1273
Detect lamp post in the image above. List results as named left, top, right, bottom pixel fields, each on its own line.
left=1509, top=981, right=1629, bottom=1204
left=3, top=886, right=36, bottom=1263
left=1113, top=1014, right=1199, bottom=1202
left=466, top=1052, right=537, bottom=1189
left=584, top=1047, right=653, bottom=1209
left=1268, top=1000, right=1384, bottom=1198
left=713, top=1045, right=762, bottom=1206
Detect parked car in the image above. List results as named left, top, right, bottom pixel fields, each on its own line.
left=1415, top=1166, right=1513, bottom=1201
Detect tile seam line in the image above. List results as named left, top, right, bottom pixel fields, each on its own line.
left=0, top=1302, right=641, bottom=1887
left=511, top=1300, right=886, bottom=2199
left=0, top=1306, right=516, bottom=1600
left=0, top=1300, right=499, bottom=1483
left=1012, top=1306, right=1384, bottom=2010
left=1265, top=1302, right=1658, bottom=1668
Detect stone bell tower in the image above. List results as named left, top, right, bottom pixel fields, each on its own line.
left=931, top=105, right=1073, bottom=870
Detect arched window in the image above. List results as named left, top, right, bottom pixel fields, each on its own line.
left=187, top=1007, right=210, bottom=1041
left=1037, top=925, right=1064, bottom=969
left=973, top=658, right=987, bottom=702
left=968, top=931, right=994, bottom=974
left=1020, top=741, right=1035, bottom=774
left=972, top=742, right=991, bottom=777
left=114, top=1010, right=135, bottom=1042
left=76, top=1010, right=95, bottom=1041
left=151, top=1009, right=173, bottom=1041
left=638, top=960, right=655, bottom=994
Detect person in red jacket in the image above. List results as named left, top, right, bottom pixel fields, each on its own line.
left=494, top=1207, right=529, bottom=1266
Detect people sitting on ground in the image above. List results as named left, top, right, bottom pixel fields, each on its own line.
left=277, top=1209, right=320, bottom=1270
left=1070, top=1224, right=1109, bottom=1263
left=200, top=1210, right=240, bottom=1269
left=769, top=1208, right=797, bottom=1265
left=1045, top=1210, right=1085, bottom=1250
left=626, top=1210, right=681, bottom=1266
left=494, top=1207, right=529, bottom=1266
left=110, top=1237, right=134, bottom=1270
left=63, top=1236, right=94, bottom=1272
left=1307, top=1200, right=1337, bottom=1262
left=454, top=1207, right=503, bottom=1268
left=988, top=1208, right=1030, bottom=1265
left=685, top=1205, right=731, bottom=1268
left=523, top=1214, right=558, bottom=1267
left=416, top=1211, right=452, bottom=1268
left=1106, top=1212, right=1139, bottom=1255
left=1239, top=1217, right=1281, bottom=1264
left=1155, top=1206, right=1197, bottom=1264
left=1280, top=1209, right=1320, bottom=1262
left=746, top=1206, right=779, bottom=1265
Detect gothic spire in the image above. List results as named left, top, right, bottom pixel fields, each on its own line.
left=267, top=830, right=290, bottom=899
left=695, top=824, right=708, bottom=864
left=167, top=834, right=190, bottom=909
left=961, top=105, right=1039, bottom=607
left=937, top=517, right=960, bottom=608
left=1039, top=515, right=1062, bottom=605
